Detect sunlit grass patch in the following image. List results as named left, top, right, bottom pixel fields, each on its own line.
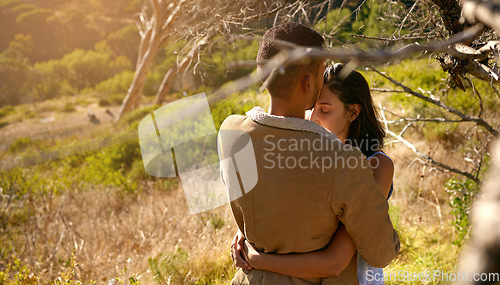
left=386, top=220, right=460, bottom=285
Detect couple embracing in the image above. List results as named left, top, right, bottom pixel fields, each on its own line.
left=218, top=22, right=400, bottom=285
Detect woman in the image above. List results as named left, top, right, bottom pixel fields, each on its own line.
left=231, top=64, right=394, bottom=284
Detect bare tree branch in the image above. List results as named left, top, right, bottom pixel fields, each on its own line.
left=351, top=34, right=441, bottom=42
left=219, top=24, right=487, bottom=105
left=379, top=106, right=480, bottom=183
left=371, top=67, right=499, bottom=136
left=370, top=88, right=407, bottom=93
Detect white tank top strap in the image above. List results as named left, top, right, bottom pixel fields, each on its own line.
left=367, top=151, right=391, bottom=161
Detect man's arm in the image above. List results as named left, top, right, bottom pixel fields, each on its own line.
left=331, top=149, right=400, bottom=268
left=241, top=224, right=355, bottom=278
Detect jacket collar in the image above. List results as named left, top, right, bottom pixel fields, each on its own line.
left=246, top=107, right=338, bottom=140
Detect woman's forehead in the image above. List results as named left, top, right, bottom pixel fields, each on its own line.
left=318, top=86, right=340, bottom=104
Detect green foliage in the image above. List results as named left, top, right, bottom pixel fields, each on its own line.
left=0, top=0, right=22, bottom=10
left=98, top=94, right=123, bottom=107
left=386, top=224, right=458, bottom=285
left=10, top=3, right=37, bottom=13
left=421, top=121, right=459, bottom=142
left=372, top=59, right=496, bottom=120
left=209, top=213, right=225, bottom=230
left=200, top=38, right=260, bottom=88
left=120, top=104, right=160, bottom=126
left=352, top=1, right=396, bottom=40
left=210, top=90, right=261, bottom=130
left=32, top=42, right=133, bottom=100
left=8, top=33, right=33, bottom=55
left=314, top=1, right=398, bottom=47
left=148, top=246, right=235, bottom=285
left=148, top=248, right=190, bottom=284
left=9, top=137, right=32, bottom=152
left=94, top=70, right=135, bottom=99
left=0, top=43, right=31, bottom=106
left=315, top=8, right=356, bottom=44
left=442, top=77, right=498, bottom=115
left=107, top=24, right=140, bottom=61
left=0, top=0, right=140, bottom=62
left=0, top=250, right=81, bottom=284
left=445, top=177, right=479, bottom=246
left=0, top=105, right=14, bottom=118
left=0, top=257, right=39, bottom=284
left=61, top=102, right=76, bottom=112
left=58, top=132, right=141, bottom=193
left=0, top=0, right=141, bottom=107
left=388, top=205, right=400, bottom=231
left=0, top=168, right=30, bottom=230
left=15, top=7, right=53, bottom=24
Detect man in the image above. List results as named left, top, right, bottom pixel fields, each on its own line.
left=218, top=22, right=399, bottom=284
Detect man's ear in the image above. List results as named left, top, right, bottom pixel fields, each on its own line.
left=300, top=74, right=314, bottom=95
left=349, top=104, right=361, bottom=121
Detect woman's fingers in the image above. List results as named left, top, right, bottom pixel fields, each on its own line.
left=231, top=232, right=239, bottom=247
left=232, top=241, right=252, bottom=269
left=236, top=231, right=245, bottom=251
left=230, top=231, right=252, bottom=269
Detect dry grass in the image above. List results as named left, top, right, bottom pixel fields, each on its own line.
left=2, top=182, right=237, bottom=284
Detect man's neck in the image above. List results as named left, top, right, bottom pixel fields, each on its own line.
left=268, top=96, right=306, bottom=119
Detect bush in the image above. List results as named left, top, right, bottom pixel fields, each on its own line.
left=60, top=102, right=75, bottom=112
left=0, top=105, right=15, bottom=119
left=32, top=42, right=133, bottom=100
left=76, top=133, right=141, bottom=192
left=0, top=47, right=32, bottom=106
left=199, top=38, right=260, bottom=88
left=421, top=121, right=459, bottom=142
left=98, top=94, right=124, bottom=107
left=148, top=248, right=190, bottom=284
left=446, top=177, right=479, bottom=246
left=210, top=90, right=261, bottom=130
left=9, top=137, right=32, bottom=152
left=94, top=70, right=134, bottom=97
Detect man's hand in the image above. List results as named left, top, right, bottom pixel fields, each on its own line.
left=230, top=230, right=252, bottom=269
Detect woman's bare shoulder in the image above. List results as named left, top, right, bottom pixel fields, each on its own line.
left=368, top=153, right=394, bottom=174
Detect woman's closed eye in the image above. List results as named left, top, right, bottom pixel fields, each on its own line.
left=319, top=106, right=330, bottom=114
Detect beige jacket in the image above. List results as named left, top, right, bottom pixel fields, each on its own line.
left=218, top=107, right=400, bottom=285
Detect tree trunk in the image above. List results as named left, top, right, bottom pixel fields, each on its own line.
left=154, top=35, right=210, bottom=105
left=117, top=0, right=185, bottom=121
left=117, top=34, right=162, bottom=120
left=154, top=56, right=193, bottom=105
left=459, top=140, right=500, bottom=284
left=431, top=0, right=466, bottom=35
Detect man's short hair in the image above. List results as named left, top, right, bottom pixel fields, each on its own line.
left=257, top=22, right=325, bottom=100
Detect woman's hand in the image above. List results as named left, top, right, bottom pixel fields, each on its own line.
left=242, top=239, right=262, bottom=269
left=230, top=230, right=252, bottom=269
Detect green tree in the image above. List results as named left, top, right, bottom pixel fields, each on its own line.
left=0, top=34, right=33, bottom=106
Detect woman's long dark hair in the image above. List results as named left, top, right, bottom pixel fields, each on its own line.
left=324, top=64, right=385, bottom=157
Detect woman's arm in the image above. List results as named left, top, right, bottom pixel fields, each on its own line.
left=242, top=224, right=355, bottom=278
left=368, top=153, right=394, bottom=199
left=232, top=154, right=394, bottom=277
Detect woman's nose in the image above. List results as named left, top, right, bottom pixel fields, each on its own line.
left=310, top=112, right=320, bottom=124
